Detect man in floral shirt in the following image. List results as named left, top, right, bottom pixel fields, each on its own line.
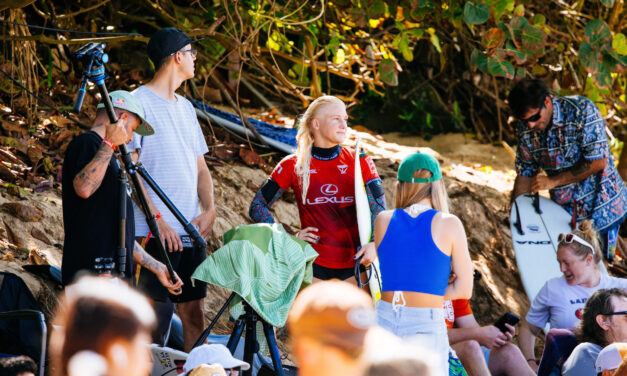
left=508, top=79, right=627, bottom=260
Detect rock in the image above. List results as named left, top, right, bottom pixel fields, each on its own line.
left=31, top=226, right=52, bottom=245
left=1, top=202, right=43, bottom=221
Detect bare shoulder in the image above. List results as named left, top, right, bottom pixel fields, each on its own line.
left=433, top=212, right=465, bottom=232
left=375, top=209, right=394, bottom=223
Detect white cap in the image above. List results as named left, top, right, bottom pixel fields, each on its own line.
left=183, top=344, right=250, bottom=375
left=595, top=343, right=627, bottom=372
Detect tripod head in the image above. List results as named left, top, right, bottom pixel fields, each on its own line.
left=73, top=42, right=109, bottom=112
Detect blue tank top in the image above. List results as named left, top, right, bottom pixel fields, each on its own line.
left=378, top=208, right=451, bottom=296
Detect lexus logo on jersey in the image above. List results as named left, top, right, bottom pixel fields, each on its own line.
left=338, top=165, right=348, bottom=174
left=321, top=184, right=339, bottom=196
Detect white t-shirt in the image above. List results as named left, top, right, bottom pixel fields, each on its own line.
left=526, top=274, right=627, bottom=330
left=129, top=86, right=209, bottom=236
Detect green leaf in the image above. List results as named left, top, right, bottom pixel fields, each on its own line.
left=521, top=24, right=546, bottom=50
left=513, top=4, right=525, bottom=16
left=430, top=32, right=442, bottom=53
left=531, top=14, right=546, bottom=26
left=463, top=2, right=490, bottom=25
left=585, top=19, right=612, bottom=47
left=491, top=0, right=515, bottom=20
left=399, top=33, right=414, bottom=61
left=406, top=28, right=424, bottom=38
left=594, top=68, right=613, bottom=88
left=613, top=33, right=627, bottom=55
left=487, top=57, right=515, bottom=78
left=369, top=0, right=386, bottom=18
left=378, top=59, right=398, bottom=86
left=579, top=42, right=599, bottom=74
left=471, top=49, right=488, bottom=72
left=600, top=0, right=616, bottom=7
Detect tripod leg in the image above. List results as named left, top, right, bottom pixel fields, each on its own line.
left=227, top=318, right=246, bottom=354
left=242, top=311, right=257, bottom=376
left=192, top=292, right=236, bottom=350
left=262, top=321, right=285, bottom=376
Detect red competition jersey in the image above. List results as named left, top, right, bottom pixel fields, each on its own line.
left=271, top=147, right=380, bottom=268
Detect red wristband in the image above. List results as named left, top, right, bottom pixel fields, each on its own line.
left=102, top=138, right=115, bottom=150
left=155, top=213, right=162, bottom=220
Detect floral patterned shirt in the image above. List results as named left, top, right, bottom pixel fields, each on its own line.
left=515, top=95, right=627, bottom=232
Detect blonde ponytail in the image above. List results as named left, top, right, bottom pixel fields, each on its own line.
left=295, top=95, right=345, bottom=204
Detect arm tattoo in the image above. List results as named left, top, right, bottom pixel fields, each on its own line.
left=73, top=143, right=113, bottom=196
left=571, top=159, right=591, bottom=176
left=133, top=241, right=161, bottom=272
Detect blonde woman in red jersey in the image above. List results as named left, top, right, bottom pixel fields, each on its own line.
left=249, top=96, right=386, bottom=284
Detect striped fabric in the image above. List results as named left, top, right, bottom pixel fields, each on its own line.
left=191, top=223, right=318, bottom=328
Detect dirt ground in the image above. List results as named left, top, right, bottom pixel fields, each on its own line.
left=0, top=130, right=538, bottom=364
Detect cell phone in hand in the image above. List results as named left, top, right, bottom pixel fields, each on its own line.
left=494, top=313, right=520, bottom=333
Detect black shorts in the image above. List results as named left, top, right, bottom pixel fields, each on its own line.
left=313, top=263, right=365, bottom=281
left=136, top=236, right=207, bottom=303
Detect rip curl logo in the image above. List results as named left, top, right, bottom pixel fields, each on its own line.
left=338, top=165, right=348, bottom=175
left=275, top=165, right=283, bottom=175
left=321, top=184, right=339, bottom=196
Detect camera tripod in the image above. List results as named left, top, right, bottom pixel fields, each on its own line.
left=73, top=42, right=207, bottom=282
left=192, top=292, right=286, bottom=376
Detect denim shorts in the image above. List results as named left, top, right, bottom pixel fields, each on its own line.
left=376, top=300, right=449, bottom=375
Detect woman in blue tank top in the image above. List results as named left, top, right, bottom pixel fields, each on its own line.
left=374, top=153, right=473, bottom=375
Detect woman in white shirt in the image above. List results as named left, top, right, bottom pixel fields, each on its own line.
left=519, top=220, right=627, bottom=371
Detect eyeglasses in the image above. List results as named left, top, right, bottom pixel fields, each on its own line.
left=520, top=100, right=545, bottom=125
left=172, top=49, right=197, bottom=59
left=603, top=311, right=627, bottom=316
left=558, top=233, right=595, bottom=254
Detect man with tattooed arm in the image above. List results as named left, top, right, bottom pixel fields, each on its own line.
left=61, top=90, right=182, bottom=294
left=508, top=79, right=627, bottom=261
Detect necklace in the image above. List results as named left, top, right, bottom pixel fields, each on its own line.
left=406, top=203, right=432, bottom=216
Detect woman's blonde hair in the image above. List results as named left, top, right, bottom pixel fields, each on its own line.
left=394, top=169, right=449, bottom=213
left=295, top=95, right=345, bottom=204
left=559, top=219, right=602, bottom=266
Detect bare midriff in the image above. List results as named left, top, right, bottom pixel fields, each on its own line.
left=381, top=290, right=444, bottom=308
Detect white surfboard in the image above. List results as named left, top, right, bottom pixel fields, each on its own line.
left=354, top=137, right=382, bottom=304
left=510, top=194, right=572, bottom=303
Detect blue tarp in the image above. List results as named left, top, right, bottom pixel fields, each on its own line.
left=191, top=99, right=297, bottom=147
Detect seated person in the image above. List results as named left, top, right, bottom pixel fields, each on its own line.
left=0, top=355, right=37, bottom=376
left=596, top=343, right=627, bottom=376
left=562, top=288, right=627, bottom=376
left=445, top=299, right=535, bottom=375
left=519, top=221, right=627, bottom=371
left=182, top=344, right=250, bottom=376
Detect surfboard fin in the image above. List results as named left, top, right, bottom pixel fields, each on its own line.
left=513, top=200, right=525, bottom=235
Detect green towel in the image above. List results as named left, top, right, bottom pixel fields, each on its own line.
left=191, top=223, right=318, bottom=328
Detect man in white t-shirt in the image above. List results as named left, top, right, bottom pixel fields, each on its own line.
left=129, top=28, right=216, bottom=351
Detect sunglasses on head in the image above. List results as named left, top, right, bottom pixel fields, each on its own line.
left=520, top=100, right=545, bottom=125
left=558, top=233, right=595, bottom=254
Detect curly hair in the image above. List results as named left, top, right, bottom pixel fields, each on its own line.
left=507, top=79, right=550, bottom=119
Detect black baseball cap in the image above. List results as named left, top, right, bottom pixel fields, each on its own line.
left=147, top=27, right=200, bottom=65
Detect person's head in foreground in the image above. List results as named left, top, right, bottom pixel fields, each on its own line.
left=395, top=152, right=449, bottom=213
left=507, top=78, right=553, bottom=131
left=0, top=355, right=37, bottom=376
left=294, top=95, right=347, bottom=204
left=557, top=220, right=603, bottom=287
left=287, top=280, right=376, bottom=376
left=50, top=276, right=156, bottom=376
left=596, top=343, right=627, bottom=376
left=580, top=288, right=627, bottom=348
left=182, top=344, right=250, bottom=376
